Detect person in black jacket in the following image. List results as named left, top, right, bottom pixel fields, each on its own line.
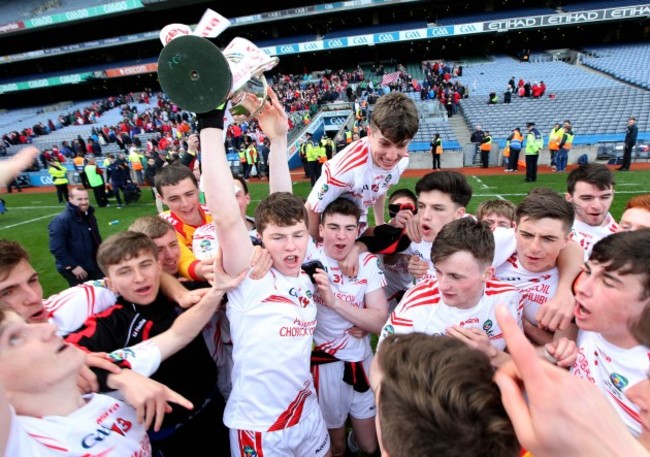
left=619, top=116, right=639, bottom=171
left=65, top=231, right=234, bottom=456
left=48, top=186, right=103, bottom=286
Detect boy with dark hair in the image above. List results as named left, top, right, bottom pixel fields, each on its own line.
left=156, top=165, right=214, bottom=281
left=380, top=218, right=527, bottom=366
left=566, top=163, right=618, bottom=259
left=571, top=228, right=650, bottom=437
left=306, top=92, right=419, bottom=239
left=493, top=190, right=582, bottom=343
left=404, top=170, right=473, bottom=284
left=371, top=333, right=520, bottom=457
left=309, top=196, right=388, bottom=456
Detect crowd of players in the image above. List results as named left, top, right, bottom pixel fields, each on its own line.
left=0, top=87, right=649, bottom=457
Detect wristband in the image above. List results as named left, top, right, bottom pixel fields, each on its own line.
left=196, top=103, right=226, bottom=131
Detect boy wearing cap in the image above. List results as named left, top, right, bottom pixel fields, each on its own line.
left=524, top=122, right=543, bottom=183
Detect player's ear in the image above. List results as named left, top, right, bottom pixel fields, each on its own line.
left=104, top=278, right=118, bottom=294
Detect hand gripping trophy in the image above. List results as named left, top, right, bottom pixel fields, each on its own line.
left=157, top=9, right=279, bottom=120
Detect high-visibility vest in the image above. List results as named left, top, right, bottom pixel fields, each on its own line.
left=85, top=164, right=104, bottom=187
left=525, top=130, right=543, bottom=155
left=560, top=131, right=574, bottom=150
left=480, top=135, right=492, bottom=151
left=129, top=150, right=143, bottom=170
left=73, top=156, right=85, bottom=172
left=548, top=128, right=563, bottom=151
left=345, top=131, right=352, bottom=144
left=507, top=131, right=523, bottom=150
left=48, top=164, right=69, bottom=185
left=238, top=150, right=246, bottom=163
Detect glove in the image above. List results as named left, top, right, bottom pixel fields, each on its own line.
left=195, top=102, right=226, bottom=131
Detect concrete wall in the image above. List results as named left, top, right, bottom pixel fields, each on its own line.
left=410, top=143, right=599, bottom=169
left=408, top=151, right=464, bottom=169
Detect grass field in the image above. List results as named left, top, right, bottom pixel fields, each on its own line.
left=1, top=168, right=648, bottom=297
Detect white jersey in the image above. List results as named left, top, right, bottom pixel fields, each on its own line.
left=225, top=268, right=319, bottom=432
left=44, top=280, right=118, bottom=335
left=7, top=393, right=151, bottom=456
left=306, top=137, right=408, bottom=228
left=570, top=214, right=619, bottom=261
left=306, top=244, right=386, bottom=362
left=402, top=239, right=435, bottom=285
left=192, top=219, right=258, bottom=260
left=494, top=252, right=559, bottom=326
left=379, top=279, right=523, bottom=351
left=571, top=331, right=649, bottom=436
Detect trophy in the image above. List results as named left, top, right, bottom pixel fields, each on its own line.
left=157, top=9, right=279, bottom=121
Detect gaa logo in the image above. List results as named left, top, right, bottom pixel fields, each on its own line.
left=317, top=183, right=329, bottom=200
left=610, top=373, right=628, bottom=391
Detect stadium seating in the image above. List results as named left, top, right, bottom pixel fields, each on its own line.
left=581, top=43, right=650, bottom=90
left=436, top=8, right=555, bottom=25
left=0, top=0, right=113, bottom=23
left=456, top=56, right=650, bottom=142
left=561, top=0, right=648, bottom=12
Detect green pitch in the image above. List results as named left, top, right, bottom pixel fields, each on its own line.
left=1, top=169, right=648, bottom=297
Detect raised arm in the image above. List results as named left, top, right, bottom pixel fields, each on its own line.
left=256, top=88, right=291, bottom=194
left=535, top=240, right=582, bottom=331
left=200, top=112, right=255, bottom=276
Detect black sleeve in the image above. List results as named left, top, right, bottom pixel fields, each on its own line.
left=65, top=305, right=129, bottom=353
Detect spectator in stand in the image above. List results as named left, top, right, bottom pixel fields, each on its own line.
left=88, top=137, right=102, bottom=156
left=504, top=86, right=512, bottom=104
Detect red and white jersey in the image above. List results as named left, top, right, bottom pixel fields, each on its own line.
left=402, top=239, right=435, bottom=285
left=379, top=279, right=523, bottom=351
left=306, top=245, right=386, bottom=362
left=225, top=268, right=319, bottom=432
left=192, top=219, right=258, bottom=260
left=493, top=253, right=559, bottom=326
left=570, top=214, right=619, bottom=261
left=571, top=330, right=650, bottom=437
left=306, top=137, right=408, bottom=228
left=7, top=394, right=151, bottom=456
left=44, top=280, right=118, bottom=335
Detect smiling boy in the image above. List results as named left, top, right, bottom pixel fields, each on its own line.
left=306, top=92, right=419, bottom=238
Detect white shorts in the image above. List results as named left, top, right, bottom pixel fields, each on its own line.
left=229, top=406, right=330, bottom=457
left=313, top=354, right=376, bottom=428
